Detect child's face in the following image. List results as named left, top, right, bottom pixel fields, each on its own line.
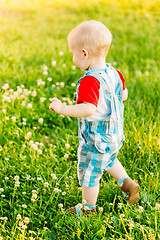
left=69, top=45, right=90, bottom=71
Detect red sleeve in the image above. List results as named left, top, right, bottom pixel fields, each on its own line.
left=77, top=76, right=100, bottom=107
left=116, top=69, right=126, bottom=90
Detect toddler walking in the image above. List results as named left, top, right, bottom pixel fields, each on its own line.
left=49, top=20, right=140, bottom=215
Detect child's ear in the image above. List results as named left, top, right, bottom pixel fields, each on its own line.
left=82, top=48, right=89, bottom=58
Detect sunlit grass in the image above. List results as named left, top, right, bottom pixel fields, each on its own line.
left=0, top=0, right=160, bottom=239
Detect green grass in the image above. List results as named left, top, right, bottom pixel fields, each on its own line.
left=0, top=0, right=160, bottom=239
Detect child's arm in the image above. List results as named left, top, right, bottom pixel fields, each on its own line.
left=49, top=97, right=96, bottom=118
left=122, top=88, right=128, bottom=101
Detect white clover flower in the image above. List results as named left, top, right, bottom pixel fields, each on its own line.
left=56, top=82, right=60, bottom=86
left=155, top=203, right=160, bottom=210
left=19, top=221, right=23, bottom=227
left=27, top=103, right=32, bottom=109
left=120, top=214, right=125, bottom=218
left=32, top=145, right=38, bottom=151
left=23, top=118, right=27, bottom=122
left=138, top=206, right=144, bottom=213
left=31, top=90, right=37, bottom=97
left=22, top=192, right=26, bottom=195
left=37, top=149, right=42, bottom=154
left=15, top=181, right=20, bottom=187
left=52, top=84, right=56, bottom=88
left=51, top=174, right=57, bottom=180
left=32, top=193, right=37, bottom=199
left=44, top=182, right=49, bottom=188
left=25, top=132, right=32, bottom=140
left=33, top=126, right=37, bottom=130
left=62, top=63, right=66, bottom=68
left=0, top=236, right=3, bottom=240
left=22, top=122, right=26, bottom=125
left=145, top=71, right=150, bottom=76
left=39, top=142, right=43, bottom=146
left=14, top=176, right=19, bottom=181
left=3, top=217, right=8, bottom=222
left=98, top=207, right=103, bottom=212
left=5, top=177, right=9, bottom=180
left=24, top=217, right=30, bottom=224
left=82, top=199, right=86, bottom=205
left=32, top=190, right=37, bottom=194
left=16, top=214, right=22, bottom=220
left=59, top=51, right=64, bottom=56
left=65, top=143, right=70, bottom=149
left=38, top=118, right=43, bottom=124
left=37, top=177, right=42, bottom=181
left=37, top=79, right=45, bottom=86
left=1, top=195, right=5, bottom=198
left=22, top=204, right=27, bottom=208
left=21, top=101, right=26, bottom=106
left=64, top=154, right=69, bottom=159
left=72, top=65, right=76, bottom=70
left=47, top=77, right=52, bottom=82
left=58, top=203, right=63, bottom=208
left=26, top=175, right=31, bottom=180
left=60, top=82, right=64, bottom=88
left=11, top=116, right=16, bottom=122
left=5, top=158, right=9, bottom=161
left=135, top=70, right=142, bottom=77
left=22, top=144, right=26, bottom=148
left=128, top=219, right=134, bottom=230
left=42, top=65, right=48, bottom=71
left=51, top=60, right=56, bottom=66
left=2, top=109, right=6, bottom=114
left=0, top=188, right=4, bottom=192
left=5, top=117, right=9, bottom=120
left=118, top=203, right=123, bottom=209
left=3, top=96, right=11, bottom=102
left=21, top=85, right=25, bottom=88
left=77, top=203, right=83, bottom=209
left=23, top=89, right=29, bottom=95
left=71, top=83, right=76, bottom=87
left=43, top=71, right=48, bottom=75
left=17, top=87, right=22, bottom=94
left=2, top=83, right=9, bottom=90
left=20, top=94, right=25, bottom=99
left=68, top=100, right=73, bottom=105
left=22, top=225, right=27, bottom=229
left=29, top=140, right=34, bottom=145
left=83, top=206, right=89, bottom=211
left=54, top=188, right=60, bottom=193
left=62, top=192, right=66, bottom=196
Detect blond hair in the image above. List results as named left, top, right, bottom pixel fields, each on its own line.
left=67, top=20, right=112, bottom=57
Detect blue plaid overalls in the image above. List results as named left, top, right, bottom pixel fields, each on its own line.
left=75, top=64, right=125, bottom=187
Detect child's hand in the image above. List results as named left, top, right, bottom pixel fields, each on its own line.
left=49, top=97, right=64, bottom=114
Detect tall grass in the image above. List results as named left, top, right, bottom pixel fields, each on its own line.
left=0, top=0, right=159, bottom=239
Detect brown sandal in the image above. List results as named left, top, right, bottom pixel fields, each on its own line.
left=121, top=178, right=140, bottom=205
left=67, top=205, right=97, bottom=215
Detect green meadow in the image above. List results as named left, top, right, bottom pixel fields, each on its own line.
left=0, top=0, right=159, bottom=239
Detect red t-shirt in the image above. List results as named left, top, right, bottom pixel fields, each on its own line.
left=77, top=69, right=126, bottom=107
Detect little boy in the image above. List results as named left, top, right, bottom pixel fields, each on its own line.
left=49, top=20, right=140, bottom=215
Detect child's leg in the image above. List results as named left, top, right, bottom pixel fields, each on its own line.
left=106, top=158, right=140, bottom=205
left=68, top=185, right=98, bottom=215
left=106, top=159, right=129, bottom=186
left=82, top=185, right=99, bottom=206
